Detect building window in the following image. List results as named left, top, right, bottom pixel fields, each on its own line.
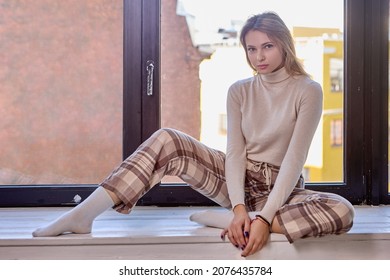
left=331, top=119, right=343, bottom=146
left=219, top=114, right=227, bottom=135
left=330, top=58, right=343, bottom=92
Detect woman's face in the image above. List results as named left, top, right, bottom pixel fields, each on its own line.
left=244, top=30, right=284, bottom=74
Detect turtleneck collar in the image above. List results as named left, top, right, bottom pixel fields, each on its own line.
left=259, top=67, right=290, bottom=84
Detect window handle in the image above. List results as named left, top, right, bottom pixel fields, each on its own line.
left=146, top=60, right=154, bottom=96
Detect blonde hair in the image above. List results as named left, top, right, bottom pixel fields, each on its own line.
left=240, top=12, right=308, bottom=76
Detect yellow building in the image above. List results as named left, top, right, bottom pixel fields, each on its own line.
left=294, top=27, right=344, bottom=182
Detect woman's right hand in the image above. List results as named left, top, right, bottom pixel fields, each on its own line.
left=221, top=204, right=251, bottom=250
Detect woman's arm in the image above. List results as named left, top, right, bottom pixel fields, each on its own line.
left=225, top=83, right=247, bottom=209
left=258, top=81, right=323, bottom=224
left=224, top=83, right=251, bottom=249
left=240, top=81, right=323, bottom=257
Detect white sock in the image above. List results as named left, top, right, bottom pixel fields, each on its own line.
left=189, top=209, right=234, bottom=229
left=32, top=187, right=115, bottom=237
left=189, top=210, right=261, bottom=229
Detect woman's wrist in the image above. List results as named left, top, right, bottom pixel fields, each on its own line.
left=233, top=204, right=246, bottom=214
left=251, top=215, right=271, bottom=227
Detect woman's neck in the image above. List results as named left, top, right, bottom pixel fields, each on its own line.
left=259, top=67, right=290, bottom=84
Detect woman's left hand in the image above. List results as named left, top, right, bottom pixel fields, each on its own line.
left=240, top=219, right=270, bottom=257
left=220, top=204, right=251, bottom=249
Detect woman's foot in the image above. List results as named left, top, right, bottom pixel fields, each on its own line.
left=32, top=211, right=93, bottom=237
left=32, top=187, right=115, bottom=237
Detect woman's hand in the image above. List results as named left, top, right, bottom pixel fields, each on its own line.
left=241, top=218, right=270, bottom=257
left=221, top=204, right=251, bottom=250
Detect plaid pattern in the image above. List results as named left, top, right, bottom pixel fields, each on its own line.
left=244, top=160, right=305, bottom=211
left=101, top=128, right=231, bottom=213
left=276, top=189, right=354, bottom=242
left=101, top=128, right=354, bottom=242
left=245, top=161, right=354, bottom=242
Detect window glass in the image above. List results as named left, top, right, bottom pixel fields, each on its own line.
left=161, top=0, right=344, bottom=183
left=0, top=0, right=123, bottom=184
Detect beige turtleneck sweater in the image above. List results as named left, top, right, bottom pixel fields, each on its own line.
left=225, top=67, right=323, bottom=223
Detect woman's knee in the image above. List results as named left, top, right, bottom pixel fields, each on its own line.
left=152, top=127, right=173, bottom=138
left=152, top=128, right=184, bottom=143
left=335, top=195, right=355, bottom=231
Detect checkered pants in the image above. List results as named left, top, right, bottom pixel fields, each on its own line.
left=101, top=128, right=354, bottom=242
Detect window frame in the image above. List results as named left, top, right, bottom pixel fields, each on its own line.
left=0, top=0, right=388, bottom=207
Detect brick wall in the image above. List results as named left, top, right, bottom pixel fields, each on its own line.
left=161, top=0, right=203, bottom=139
left=0, top=0, right=203, bottom=184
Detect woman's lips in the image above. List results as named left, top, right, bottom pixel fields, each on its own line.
left=257, top=64, right=268, bottom=70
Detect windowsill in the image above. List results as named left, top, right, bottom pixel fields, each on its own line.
left=0, top=205, right=389, bottom=259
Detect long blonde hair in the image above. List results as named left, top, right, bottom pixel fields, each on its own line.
left=240, top=12, right=308, bottom=76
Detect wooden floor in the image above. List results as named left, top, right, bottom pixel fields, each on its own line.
left=0, top=205, right=390, bottom=260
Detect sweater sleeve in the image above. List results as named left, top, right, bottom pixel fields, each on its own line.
left=257, top=81, right=323, bottom=223
left=225, top=83, right=247, bottom=209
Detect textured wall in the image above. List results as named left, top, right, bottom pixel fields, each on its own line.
left=0, top=0, right=123, bottom=184
left=0, top=0, right=202, bottom=184
left=161, top=0, right=203, bottom=139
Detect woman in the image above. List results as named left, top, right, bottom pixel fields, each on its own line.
left=33, top=12, right=354, bottom=257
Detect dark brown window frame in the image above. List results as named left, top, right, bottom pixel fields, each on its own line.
left=0, top=0, right=388, bottom=207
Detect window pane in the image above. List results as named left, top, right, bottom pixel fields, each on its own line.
left=161, top=0, right=344, bottom=183
left=0, top=0, right=123, bottom=184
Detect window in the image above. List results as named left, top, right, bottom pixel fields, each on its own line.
left=330, top=58, right=344, bottom=92
left=331, top=119, right=343, bottom=146
left=219, top=114, right=227, bottom=136
left=0, top=0, right=124, bottom=205
left=152, top=0, right=389, bottom=205
left=162, top=0, right=347, bottom=184
left=1, top=0, right=389, bottom=207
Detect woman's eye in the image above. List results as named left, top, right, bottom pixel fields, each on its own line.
left=247, top=47, right=255, bottom=52
left=264, top=44, right=274, bottom=49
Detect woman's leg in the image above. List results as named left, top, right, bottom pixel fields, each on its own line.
left=102, top=128, right=231, bottom=213
left=242, top=163, right=354, bottom=241
left=32, top=186, right=115, bottom=237
left=190, top=209, right=234, bottom=229
left=275, top=189, right=355, bottom=243
left=33, top=128, right=231, bottom=237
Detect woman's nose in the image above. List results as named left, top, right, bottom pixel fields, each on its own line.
left=257, top=52, right=265, bottom=61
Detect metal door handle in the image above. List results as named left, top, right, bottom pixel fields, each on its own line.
left=146, top=60, right=154, bottom=96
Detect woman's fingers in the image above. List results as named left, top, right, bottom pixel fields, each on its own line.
left=241, top=238, right=264, bottom=257
left=244, top=218, right=251, bottom=243
left=221, top=227, right=244, bottom=249
left=220, top=228, right=228, bottom=241
left=234, top=228, right=246, bottom=248
left=221, top=226, right=266, bottom=256
left=241, top=220, right=270, bottom=257
left=220, top=209, right=252, bottom=251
